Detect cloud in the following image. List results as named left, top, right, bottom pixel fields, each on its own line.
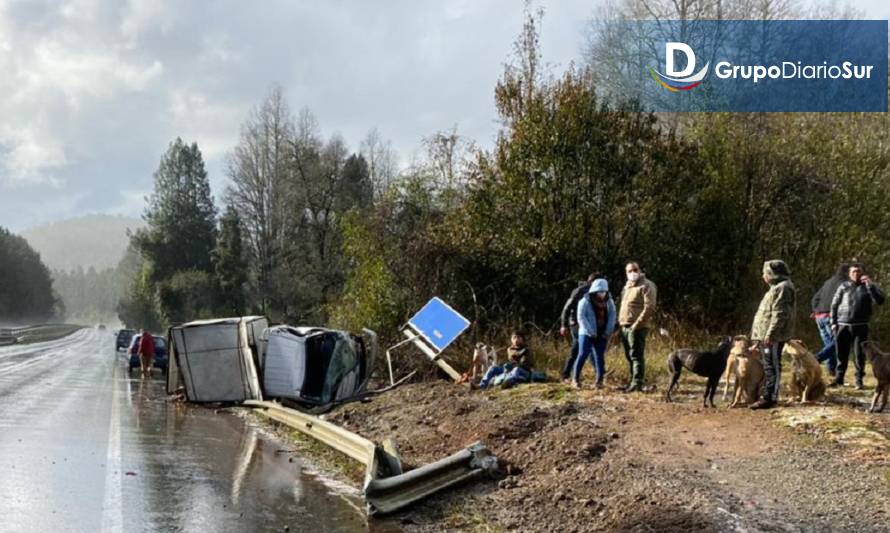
left=7, top=0, right=877, bottom=231
left=106, top=188, right=149, bottom=217
left=119, top=0, right=172, bottom=44
left=0, top=128, right=68, bottom=187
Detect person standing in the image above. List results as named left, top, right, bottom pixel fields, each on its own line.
left=750, top=260, right=796, bottom=410
left=830, top=263, right=885, bottom=389
left=618, top=262, right=657, bottom=392
left=138, top=329, right=156, bottom=379
left=810, top=263, right=849, bottom=378
left=572, top=278, right=616, bottom=389
left=559, top=273, right=601, bottom=381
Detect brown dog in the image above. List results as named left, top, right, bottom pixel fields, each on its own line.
left=721, top=336, right=743, bottom=402
left=729, top=338, right=764, bottom=407
left=783, top=340, right=826, bottom=403
left=861, top=341, right=890, bottom=413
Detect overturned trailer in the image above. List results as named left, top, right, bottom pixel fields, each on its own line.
left=167, top=316, right=268, bottom=403
left=167, top=317, right=378, bottom=407
left=263, top=326, right=377, bottom=407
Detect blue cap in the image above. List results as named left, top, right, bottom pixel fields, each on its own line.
left=589, top=278, right=609, bottom=293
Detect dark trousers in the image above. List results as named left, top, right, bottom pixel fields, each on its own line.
left=835, top=324, right=869, bottom=385
left=621, top=327, right=648, bottom=386
left=759, top=341, right=784, bottom=402
left=561, top=326, right=580, bottom=380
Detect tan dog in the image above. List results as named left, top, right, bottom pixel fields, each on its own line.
left=861, top=341, right=890, bottom=413
left=722, top=336, right=764, bottom=407
left=783, top=340, right=826, bottom=403
left=733, top=340, right=764, bottom=407
left=722, top=336, right=745, bottom=401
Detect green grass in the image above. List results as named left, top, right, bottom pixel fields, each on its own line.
left=286, top=429, right=367, bottom=482
left=528, top=326, right=713, bottom=386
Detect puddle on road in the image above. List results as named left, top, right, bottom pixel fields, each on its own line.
left=119, top=374, right=397, bottom=532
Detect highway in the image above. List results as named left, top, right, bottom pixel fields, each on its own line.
left=0, top=328, right=376, bottom=533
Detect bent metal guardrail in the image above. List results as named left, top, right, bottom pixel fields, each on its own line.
left=244, top=400, right=498, bottom=515
left=363, top=442, right=497, bottom=515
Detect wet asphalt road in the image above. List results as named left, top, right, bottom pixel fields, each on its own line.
left=0, top=328, right=380, bottom=533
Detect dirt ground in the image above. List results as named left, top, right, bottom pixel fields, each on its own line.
left=267, top=371, right=890, bottom=532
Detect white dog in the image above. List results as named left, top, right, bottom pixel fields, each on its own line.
left=470, top=343, right=497, bottom=381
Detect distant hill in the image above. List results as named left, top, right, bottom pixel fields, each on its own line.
left=21, top=214, right=145, bottom=271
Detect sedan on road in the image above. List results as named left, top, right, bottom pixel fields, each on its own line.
left=115, top=329, right=135, bottom=351
left=127, top=334, right=168, bottom=375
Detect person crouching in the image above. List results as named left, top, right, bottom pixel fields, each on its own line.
left=478, top=331, right=534, bottom=389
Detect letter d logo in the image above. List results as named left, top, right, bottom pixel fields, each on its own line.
left=666, top=42, right=695, bottom=77
left=650, top=42, right=709, bottom=92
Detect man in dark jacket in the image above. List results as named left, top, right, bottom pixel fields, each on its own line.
left=830, top=263, right=885, bottom=389
left=559, top=272, right=601, bottom=381
left=810, top=263, right=849, bottom=378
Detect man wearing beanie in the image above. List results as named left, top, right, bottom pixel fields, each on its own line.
left=750, top=260, right=796, bottom=410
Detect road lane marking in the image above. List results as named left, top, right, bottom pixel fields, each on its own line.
left=100, top=360, right=123, bottom=533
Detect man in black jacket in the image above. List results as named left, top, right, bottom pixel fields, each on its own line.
left=830, top=263, right=885, bottom=389
left=559, top=272, right=601, bottom=381
left=810, top=263, right=849, bottom=378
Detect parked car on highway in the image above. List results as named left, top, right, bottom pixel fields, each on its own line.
left=116, top=329, right=135, bottom=351
left=127, top=334, right=168, bottom=375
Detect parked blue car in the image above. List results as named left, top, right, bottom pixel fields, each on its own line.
left=127, top=334, right=168, bottom=375
left=115, top=329, right=135, bottom=351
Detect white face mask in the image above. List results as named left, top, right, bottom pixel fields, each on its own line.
left=627, top=272, right=641, bottom=283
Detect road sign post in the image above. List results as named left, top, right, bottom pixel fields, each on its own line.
left=385, top=297, right=470, bottom=385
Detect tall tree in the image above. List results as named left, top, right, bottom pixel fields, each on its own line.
left=226, top=86, right=295, bottom=315
left=214, top=205, right=248, bottom=316
left=360, top=127, right=398, bottom=195
left=135, top=137, right=217, bottom=282
left=337, top=154, right=373, bottom=215
left=129, top=138, right=218, bottom=325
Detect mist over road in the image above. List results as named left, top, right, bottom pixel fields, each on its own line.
left=0, top=329, right=371, bottom=533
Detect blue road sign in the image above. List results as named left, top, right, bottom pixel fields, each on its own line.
left=407, top=297, right=470, bottom=353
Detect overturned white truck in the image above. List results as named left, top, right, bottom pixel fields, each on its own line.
left=263, top=326, right=376, bottom=407
left=166, top=316, right=268, bottom=402
left=167, top=316, right=377, bottom=407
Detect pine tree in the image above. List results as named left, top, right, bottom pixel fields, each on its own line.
left=129, top=138, right=219, bottom=324
left=135, top=138, right=218, bottom=282
left=338, top=154, right=373, bottom=212
left=213, top=205, right=248, bottom=315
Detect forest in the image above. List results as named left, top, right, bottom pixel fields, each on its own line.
left=0, top=228, right=57, bottom=323
left=114, top=2, right=890, bottom=358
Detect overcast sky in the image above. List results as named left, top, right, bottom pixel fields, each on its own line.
left=1, top=0, right=888, bottom=232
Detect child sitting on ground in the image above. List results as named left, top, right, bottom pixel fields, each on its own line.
left=478, top=331, right=535, bottom=389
